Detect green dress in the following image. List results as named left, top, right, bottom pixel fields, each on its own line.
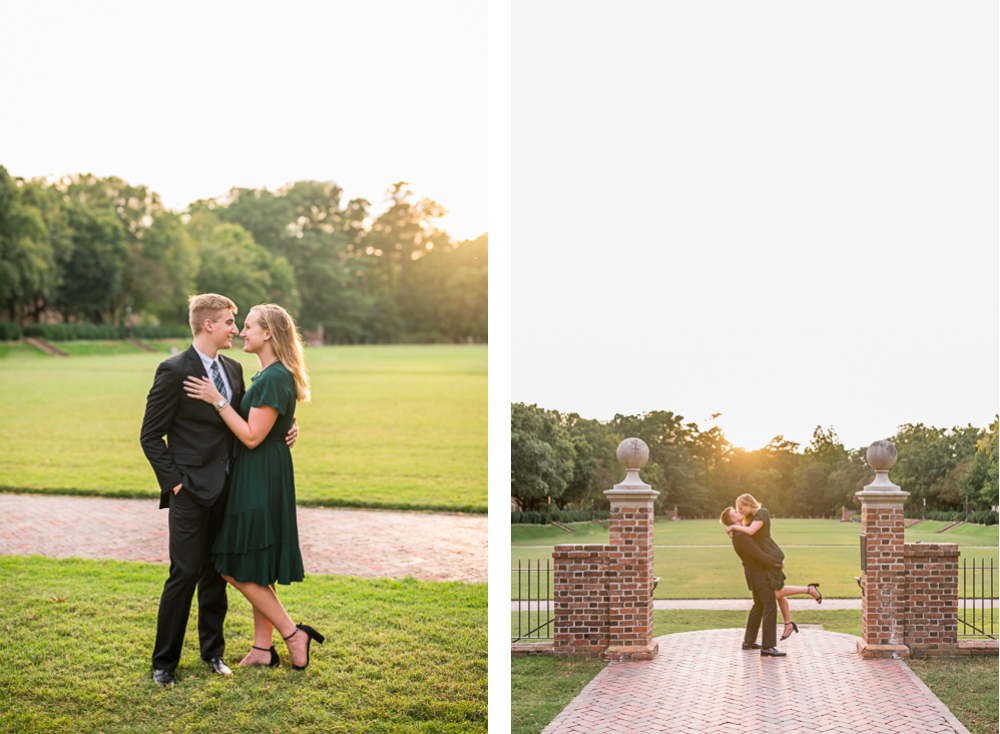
left=750, top=508, right=786, bottom=590
left=212, top=362, right=305, bottom=586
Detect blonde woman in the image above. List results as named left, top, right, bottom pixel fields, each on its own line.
left=184, top=303, right=324, bottom=671
left=725, top=493, right=821, bottom=641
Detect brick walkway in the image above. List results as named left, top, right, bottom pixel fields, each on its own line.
left=541, top=629, right=971, bottom=734
left=0, top=493, right=486, bottom=583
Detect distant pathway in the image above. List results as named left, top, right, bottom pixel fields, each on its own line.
left=542, top=628, right=972, bottom=734
left=0, top=493, right=486, bottom=583
left=512, top=599, right=862, bottom=611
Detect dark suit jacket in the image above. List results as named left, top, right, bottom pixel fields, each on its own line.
left=731, top=532, right=783, bottom=591
left=140, top=345, right=245, bottom=509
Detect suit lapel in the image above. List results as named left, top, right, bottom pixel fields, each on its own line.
left=187, top=345, right=208, bottom=378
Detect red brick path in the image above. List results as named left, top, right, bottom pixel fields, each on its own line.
left=541, top=628, right=972, bottom=734
left=0, top=493, right=486, bottom=583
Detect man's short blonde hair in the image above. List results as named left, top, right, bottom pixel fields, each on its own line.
left=188, top=294, right=237, bottom=335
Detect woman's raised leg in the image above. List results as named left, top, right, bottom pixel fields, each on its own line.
left=223, top=576, right=309, bottom=667
left=777, top=584, right=821, bottom=602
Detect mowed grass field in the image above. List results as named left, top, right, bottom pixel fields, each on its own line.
left=1, top=555, right=486, bottom=733
left=511, top=519, right=1000, bottom=599
left=0, top=342, right=487, bottom=513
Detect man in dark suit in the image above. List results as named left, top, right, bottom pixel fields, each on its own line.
left=722, top=507, right=787, bottom=657
left=140, top=293, right=296, bottom=688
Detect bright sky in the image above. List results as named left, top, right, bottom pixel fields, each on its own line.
left=511, top=2, right=999, bottom=452
left=0, top=0, right=486, bottom=240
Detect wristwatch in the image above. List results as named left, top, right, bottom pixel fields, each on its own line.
left=215, top=399, right=229, bottom=412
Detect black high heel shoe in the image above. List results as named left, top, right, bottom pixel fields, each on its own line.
left=252, top=645, right=280, bottom=668
left=780, top=621, right=799, bottom=641
left=808, top=583, right=822, bottom=604
left=284, top=624, right=325, bottom=671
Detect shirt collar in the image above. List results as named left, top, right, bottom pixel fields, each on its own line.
left=192, top=344, right=219, bottom=374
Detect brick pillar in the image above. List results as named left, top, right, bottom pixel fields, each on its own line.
left=552, top=545, right=611, bottom=657
left=603, top=437, right=659, bottom=662
left=904, top=543, right=960, bottom=657
left=856, top=440, right=910, bottom=659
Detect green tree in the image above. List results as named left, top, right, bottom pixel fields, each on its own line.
left=744, top=468, right=784, bottom=510
left=792, top=427, right=849, bottom=515
left=0, top=167, right=55, bottom=325
left=406, top=233, right=488, bottom=341
left=608, top=411, right=707, bottom=515
left=826, top=447, right=872, bottom=511
left=891, top=423, right=983, bottom=510
left=511, top=403, right=576, bottom=511
left=126, top=212, right=199, bottom=325
left=194, top=182, right=373, bottom=340
left=187, top=213, right=296, bottom=315
left=559, top=412, right=623, bottom=510
left=362, top=183, right=452, bottom=340
left=960, top=416, right=999, bottom=509
left=56, top=174, right=171, bottom=324
left=795, top=462, right=829, bottom=515
left=56, top=203, right=128, bottom=323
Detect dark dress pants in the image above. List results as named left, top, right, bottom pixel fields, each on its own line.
left=151, top=482, right=229, bottom=671
left=744, top=585, right=778, bottom=649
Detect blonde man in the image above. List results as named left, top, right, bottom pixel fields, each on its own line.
left=139, top=294, right=297, bottom=689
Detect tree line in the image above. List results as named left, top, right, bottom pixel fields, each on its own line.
left=0, top=166, right=486, bottom=343
left=511, top=403, right=999, bottom=517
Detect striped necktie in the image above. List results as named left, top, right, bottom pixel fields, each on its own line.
left=210, top=360, right=228, bottom=401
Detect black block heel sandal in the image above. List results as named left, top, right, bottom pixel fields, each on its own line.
left=808, top=583, right=822, bottom=604
left=253, top=645, right=280, bottom=668
left=284, top=624, right=325, bottom=671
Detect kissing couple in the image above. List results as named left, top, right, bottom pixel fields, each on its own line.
left=140, top=293, right=324, bottom=688
left=721, top=494, right=823, bottom=657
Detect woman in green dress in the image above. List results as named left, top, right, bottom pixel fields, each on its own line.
left=184, top=303, right=323, bottom=671
left=726, top=493, right=822, bottom=641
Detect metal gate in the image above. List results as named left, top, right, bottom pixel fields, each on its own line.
left=959, top=557, right=997, bottom=640
left=511, top=559, right=552, bottom=641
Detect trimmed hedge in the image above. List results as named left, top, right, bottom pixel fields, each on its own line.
left=21, top=323, right=191, bottom=341
left=0, top=322, right=23, bottom=341
left=968, top=510, right=998, bottom=526
left=511, top=510, right=610, bottom=525
left=904, top=508, right=998, bottom=525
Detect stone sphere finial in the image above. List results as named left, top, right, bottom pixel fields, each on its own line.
left=617, top=437, right=649, bottom=470
left=866, top=440, right=898, bottom=471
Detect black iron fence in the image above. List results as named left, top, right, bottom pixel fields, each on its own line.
left=959, top=557, right=997, bottom=640
left=511, top=559, right=552, bottom=641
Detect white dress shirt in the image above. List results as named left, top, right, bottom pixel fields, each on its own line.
left=192, top=345, right=233, bottom=402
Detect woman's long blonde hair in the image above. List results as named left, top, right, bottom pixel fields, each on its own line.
left=252, top=303, right=311, bottom=402
left=735, top=493, right=761, bottom=526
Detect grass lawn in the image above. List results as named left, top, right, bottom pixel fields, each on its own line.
left=511, top=517, right=1000, bottom=547
left=511, top=609, right=997, bottom=734
left=511, top=520, right=999, bottom=600
left=510, top=656, right=604, bottom=734
left=907, top=657, right=999, bottom=734
left=511, top=609, right=863, bottom=642
left=1, top=555, right=486, bottom=733
left=0, top=343, right=486, bottom=513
